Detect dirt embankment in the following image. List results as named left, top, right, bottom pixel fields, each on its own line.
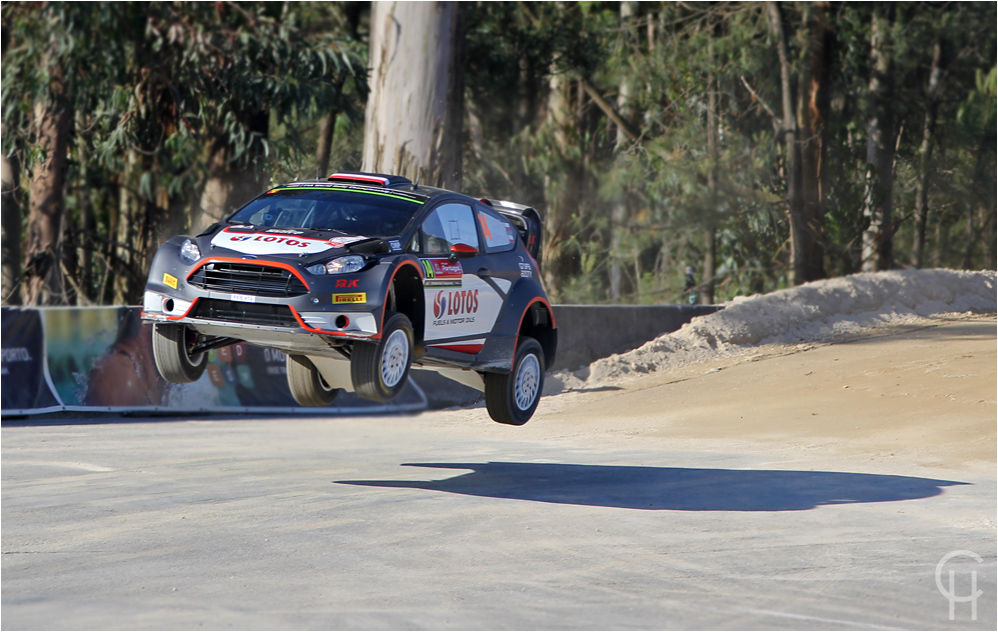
left=446, top=313, right=997, bottom=470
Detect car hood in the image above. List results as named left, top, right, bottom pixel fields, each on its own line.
left=206, top=225, right=373, bottom=258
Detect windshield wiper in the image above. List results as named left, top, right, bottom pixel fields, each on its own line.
left=308, top=227, right=350, bottom=235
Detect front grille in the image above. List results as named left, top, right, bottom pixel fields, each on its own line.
left=188, top=262, right=308, bottom=298
left=190, top=299, right=299, bottom=328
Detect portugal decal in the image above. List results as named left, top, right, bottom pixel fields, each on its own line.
left=420, top=258, right=463, bottom=287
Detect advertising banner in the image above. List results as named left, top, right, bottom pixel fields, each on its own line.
left=3, top=306, right=424, bottom=415
left=1, top=307, right=62, bottom=412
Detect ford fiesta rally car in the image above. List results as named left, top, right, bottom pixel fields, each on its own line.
left=141, top=172, right=556, bottom=425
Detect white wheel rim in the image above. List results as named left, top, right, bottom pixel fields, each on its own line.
left=514, top=353, right=541, bottom=411
left=381, top=329, right=410, bottom=388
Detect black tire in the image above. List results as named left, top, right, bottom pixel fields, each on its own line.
left=151, top=323, right=207, bottom=383
left=485, top=336, right=544, bottom=426
left=351, top=311, right=413, bottom=402
left=286, top=354, right=340, bottom=407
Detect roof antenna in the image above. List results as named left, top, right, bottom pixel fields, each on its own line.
left=315, top=167, right=321, bottom=180
left=412, top=175, right=419, bottom=190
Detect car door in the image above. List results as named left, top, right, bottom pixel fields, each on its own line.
left=414, top=201, right=504, bottom=354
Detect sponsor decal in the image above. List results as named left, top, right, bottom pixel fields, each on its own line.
left=432, top=289, right=479, bottom=324
left=389, top=239, right=402, bottom=252
left=421, top=258, right=463, bottom=287
left=230, top=234, right=309, bottom=247
left=211, top=228, right=351, bottom=256
left=163, top=273, right=178, bottom=289
left=333, top=292, right=366, bottom=304
left=519, top=262, right=533, bottom=278
left=334, top=278, right=359, bottom=288
left=265, top=228, right=304, bottom=235
left=326, top=236, right=368, bottom=249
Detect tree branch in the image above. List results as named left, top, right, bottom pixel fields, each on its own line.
left=579, top=77, right=642, bottom=142
left=739, top=75, right=780, bottom=124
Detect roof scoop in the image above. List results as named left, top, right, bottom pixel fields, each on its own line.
left=327, top=171, right=413, bottom=188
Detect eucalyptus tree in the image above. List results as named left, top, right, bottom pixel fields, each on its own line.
left=362, top=1, right=465, bottom=190
left=2, top=1, right=367, bottom=305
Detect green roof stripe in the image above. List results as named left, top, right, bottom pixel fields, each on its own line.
left=274, top=186, right=425, bottom=204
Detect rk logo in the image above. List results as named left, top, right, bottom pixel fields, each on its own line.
left=936, top=550, right=983, bottom=620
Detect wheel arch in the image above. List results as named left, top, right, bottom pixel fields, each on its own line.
left=516, top=297, right=557, bottom=371
left=385, top=261, right=425, bottom=348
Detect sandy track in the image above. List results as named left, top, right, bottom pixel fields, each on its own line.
left=2, top=314, right=995, bottom=630
left=441, top=314, right=996, bottom=467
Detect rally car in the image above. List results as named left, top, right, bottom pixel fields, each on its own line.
left=141, top=171, right=556, bottom=425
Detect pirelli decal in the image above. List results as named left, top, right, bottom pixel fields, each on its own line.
left=163, top=273, right=178, bottom=289
left=333, top=292, right=366, bottom=304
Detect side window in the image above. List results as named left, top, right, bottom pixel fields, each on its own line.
left=420, top=203, right=479, bottom=255
left=477, top=207, right=517, bottom=253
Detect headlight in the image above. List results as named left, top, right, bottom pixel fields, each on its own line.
left=180, top=238, right=201, bottom=264
left=306, top=255, right=366, bottom=275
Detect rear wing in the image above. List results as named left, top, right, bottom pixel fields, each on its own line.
left=482, top=199, right=543, bottom=262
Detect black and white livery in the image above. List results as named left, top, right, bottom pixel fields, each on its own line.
left=141, top=171, right=556, bottom=425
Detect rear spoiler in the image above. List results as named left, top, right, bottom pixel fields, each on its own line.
left=481, top=199, right=543, bottom=262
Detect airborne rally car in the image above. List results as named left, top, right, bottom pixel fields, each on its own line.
left=141, top=172, right=556, bottom=425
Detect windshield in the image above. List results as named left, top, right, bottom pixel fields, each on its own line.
left=228, top=188, right=422, bottom=237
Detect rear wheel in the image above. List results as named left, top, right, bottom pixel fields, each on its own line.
left=286, top=354, right=339, bottom=407
left=485, top=336, right=544, bottom=425
left=351, top=311, right=413, bottom=402
left=151, top=323, right=207, bottom=383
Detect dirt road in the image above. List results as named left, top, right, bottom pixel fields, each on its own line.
left=2, top=315, right=994, bottom=630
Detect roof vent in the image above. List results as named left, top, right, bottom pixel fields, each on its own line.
left=327, top=171, right=413, bottom=188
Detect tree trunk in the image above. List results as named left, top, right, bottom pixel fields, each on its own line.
left=541, top=70, right=583, bottom=295
left=315, top=111, right=338, bottom=178
left=702, top=31, right=719, bottom=305
left=610, top=1, right=636, bottom=302
left=362, top=1, right=465, bottom=190
left=767, top=2, right=807, bottom=285
left=24, top=62, right=72, bottom=305
left=113, top=150, right=142, bottom=304
left=912, top=37, right=944, bottom=269
left=861, top=5, right=897, bottom=272
left=195, top=110, right=270, bottom=234
left=1, top=139, right=22, bottom=305
left=796, top=2, right=829, bottom=282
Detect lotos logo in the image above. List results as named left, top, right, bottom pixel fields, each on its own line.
left=433, top=291, right=448, bottom=319
left=229, top=234, right=309, bottom=248
left=433, top=289, right=479, bottom=319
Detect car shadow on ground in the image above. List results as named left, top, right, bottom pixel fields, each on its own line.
left=337, top=462, right=968, bottom=511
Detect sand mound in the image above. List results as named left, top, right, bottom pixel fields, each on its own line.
left=553, top=269, right=996, bottom=390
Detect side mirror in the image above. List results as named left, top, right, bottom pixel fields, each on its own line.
left=449, top=243, right=478, bottom=262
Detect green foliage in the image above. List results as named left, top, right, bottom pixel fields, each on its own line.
left=3, top=1, right=994, bottom=307
left=2, top=1, right=368, bottom=303
left=463, top=1, right=996, bottom=304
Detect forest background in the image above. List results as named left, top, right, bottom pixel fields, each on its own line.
left=2, top=1, right=995, bottom=307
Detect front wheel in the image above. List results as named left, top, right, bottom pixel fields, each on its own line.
left=286, top=354, right=340, bottom=407
left=351, top=311, right=413, bottom=402
left=151, top=323, right=207, bottom=383
left=485, top=336, right=544, bottom=426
